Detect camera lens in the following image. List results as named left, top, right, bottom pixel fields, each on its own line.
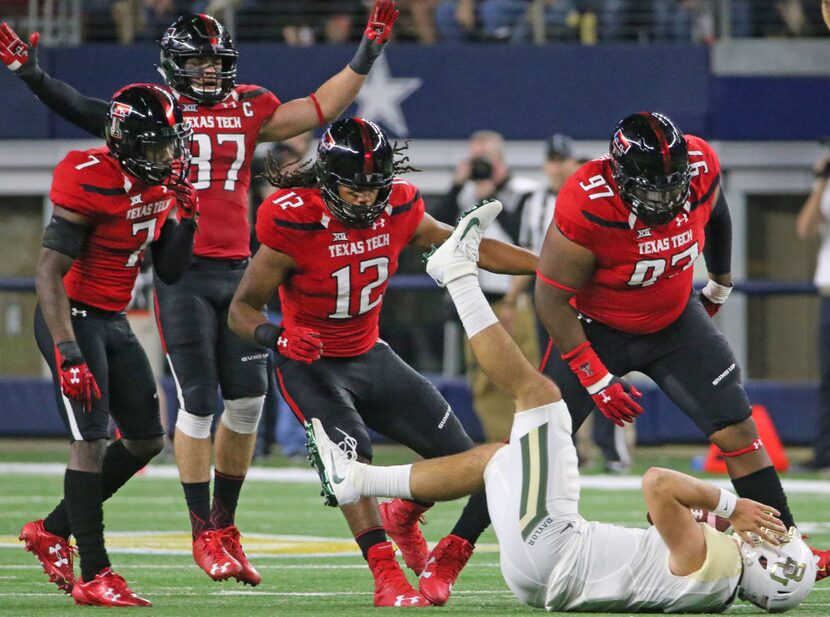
left=470, top=157, right=493, bottom=180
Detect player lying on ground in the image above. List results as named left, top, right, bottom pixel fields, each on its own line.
left=306, top=199, right=817, bottom=612
left=22, top=84, right=197, bottom=607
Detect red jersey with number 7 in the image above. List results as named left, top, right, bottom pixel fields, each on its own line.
left=552, top=135, right=721, bottom=334
left=50, top=148, right=175, bottom=312
left=255, top=179, right=425, bottom=357
left=177, top=84, right=280, bottom=259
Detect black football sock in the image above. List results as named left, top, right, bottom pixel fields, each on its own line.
left=731, top=465, right=795, bottom=528
left=355, top=527, right=387, bottom=560
left=450, top=491, right=491, bottom=545
left=44, top=440, right=146, bottom=539
left=211, top=470, right=245, bottom=529
left=183, top=481, right=212, bottom=538
left=65, top=469, right=110, bottom=581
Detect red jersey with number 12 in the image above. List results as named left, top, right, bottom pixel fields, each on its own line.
left=179, top=84, right=280, bottom=259
left=50, top=148, right=174, bottom=312
left=553, top=135, right=721, bottom=334
left=256, top=180, right=425, bottom=357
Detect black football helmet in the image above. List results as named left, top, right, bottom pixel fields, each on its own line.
left=316, top=118, right=394, bottom=228
left=609, top=112, right=691, bottom=227
left=158, top=14, right=238, bottom=106
left=105, top=84, right=193, bottom=185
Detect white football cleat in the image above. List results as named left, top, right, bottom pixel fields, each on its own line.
left=305, top=418, right=363, bottom=507
left=425, top=198, right=503, bottom=287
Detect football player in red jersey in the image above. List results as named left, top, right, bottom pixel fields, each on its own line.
left=1, top=2, right=401, bottom=584
left=424, top=111, right=830, bottom=604
left=21, top=84, right=197, bottom=606
left=228, top=117, right=537, bottom=606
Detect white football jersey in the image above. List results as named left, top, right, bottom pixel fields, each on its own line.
left=544, top=521, right=742, bottom=613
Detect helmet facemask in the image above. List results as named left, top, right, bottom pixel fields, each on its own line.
left=159, top=52, right=237, bottom=106
left=318, top=165, right=393, bottom=228
left=613, top=162, right=691, bottom=227
left=736, top=527, right=816, bottom=613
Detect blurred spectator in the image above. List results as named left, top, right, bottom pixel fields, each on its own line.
left=110, top=0, right=184, bottom=44
left=432, top=130, right=539, bottom=441
left=513, top=0, right=580, bottom=43
left=794, top=154, right=830, bottom=472
left=435, top=0, right=531, bottom=42
left=237, top=0, right=365, bottom=44
left=404, top=0, right=441, bottom=43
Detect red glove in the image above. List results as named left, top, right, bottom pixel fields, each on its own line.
left=364, top=0, right=399, bottom=44
left=699, top=280, right=732, bottom=318
left=276, top=326, right=323, bottom=364
left=562, top=341, right=643, bottom=427
left=0, top=23, right=38, bottom=72
left=55, top=341, right=101, bottom=414
left=169, top=179, right=199, bottom=223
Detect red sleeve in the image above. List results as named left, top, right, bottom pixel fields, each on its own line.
left=238, top=85, right=281, bottom=128
left=391, top=180, right=425, bottom=244
left=49, top=152, right=104, bottom=222
left=255, top=196, right=295, bottom=255
left=553, top=177, right=595, bottom=249
left=686, top=135, right=721, bottom=207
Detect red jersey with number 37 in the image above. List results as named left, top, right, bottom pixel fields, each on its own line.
left=50, top=148, right=174, bottom=312
left=256, top=180, right=425, bottom=357
left=179, top=84, right=280, bottom=259
left=553, top=135, right=721, bottom=334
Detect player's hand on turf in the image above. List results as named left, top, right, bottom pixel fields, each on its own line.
left=170, top=179, right=199, bottom=223
left=589, top=376, right=643, bottom=427
left=276, top=326, right=323, bottom=364
left=55, top=341, right=102, bottom=414
left=0, top=23, right=39, bottom=72
left=699, top=280, right=732, bottom=318
left=729, top=498, right=787, bottom=547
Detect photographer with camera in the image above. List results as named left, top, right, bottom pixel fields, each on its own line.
left=434, top=130, right=539, bottom=441
left=794, top=153, right=830, bottom=471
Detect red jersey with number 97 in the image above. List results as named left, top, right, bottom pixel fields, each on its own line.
left=179, top=84, right=280, bottom=259
left=553, top=135, right=721, bottom=334
left=255, top=179, right=425, bottom=357
left=50, top=148, right=174, bottom=312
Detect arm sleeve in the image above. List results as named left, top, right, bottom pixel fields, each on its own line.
left=703, top=190, right=732, bottom=276
left=150, top=219, right=196, bottom=284
left=16, top=65, right=108, bottom=138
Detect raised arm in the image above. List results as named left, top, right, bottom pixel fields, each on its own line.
left=1, top=24, right=108, bottom=137
left=796, top=156, right=830, bottom=239
left=228, top=245, right=322, bottom=363
left=257, top=0, right=399, bottom=142
left=642, top=467, right=786, bottom=576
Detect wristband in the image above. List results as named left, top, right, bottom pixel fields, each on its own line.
left=349, top=36, right=380, bottom=75
left=701, top=280, right=732, bottom=305
left=56, top=340, right=83, bottom=366
left=562, top=341, right=609, bottom=389
left=254, top=322, right=282, bottom=349
left=713, top=488, right=738, bottom=518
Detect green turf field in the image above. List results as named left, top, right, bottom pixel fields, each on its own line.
left=0, top=444, right=828, bottom=616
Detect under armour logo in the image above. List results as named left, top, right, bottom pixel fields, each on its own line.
left=636, top=228, right=652, bottom=239
left=420, top=557, right=436, bottom=578
left=103, top=587, right=121, bottom=601
left=277, top=337, right=288, bottom=348
left=394, top=595, right=422, bottom=606
left=129, top=194, right=143, bottom=206
left=211, top=562, right=232, bottom=575
left=69, top=368, right=81, bottom=385
left=600, top=391, right=611, bottom=403
left=675, top=213, right=689, bottom=226
left=332, top=232, right=348, bottom=242
left=372, top=218, right=386, bottom=230
left=71, top=307, right=88, bottom=317
left=48, top=543, right=68, bottom=567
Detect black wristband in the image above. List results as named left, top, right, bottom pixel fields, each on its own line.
left=56, top=340, right=83, bottom=367
left=349, top=36, right=382, bottom=75
left=254, top=322, right=283, bottom=349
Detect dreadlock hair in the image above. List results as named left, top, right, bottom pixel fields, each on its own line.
left=259, top=140, right=420, bottom=190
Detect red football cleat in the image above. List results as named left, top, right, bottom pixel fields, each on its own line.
left=419, top=534, right=473, bottom=606
left=367, top=541, right=431, bottom=607
left=192, top=529, right=242, bottom=581
left=812, top=546, right=829, bottom=581
left=19, top=519, right=77, bottom=593
left=217, top=525, right=261, bottom=586
left=379, top=499, right=429, bottom=575
left=71, top=568, right=151, bottom=607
